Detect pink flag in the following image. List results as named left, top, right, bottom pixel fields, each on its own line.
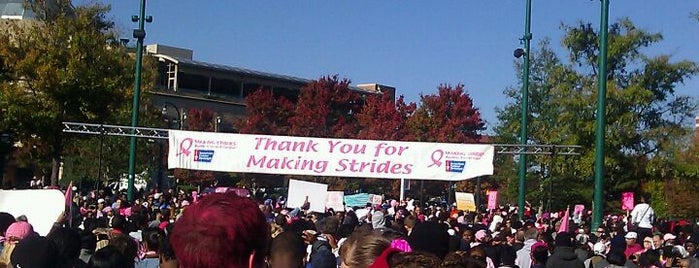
left=621, top=192, right=634, bottom=211
left=487, top=191, right=498, bottom=210
left=192, top=191, right=198, bottom=203
left=64, top=181, right=73, bottom=227
left=558, top=207, right=570, bottom=234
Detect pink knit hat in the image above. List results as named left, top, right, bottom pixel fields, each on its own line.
left=5, top=221, right=34, bottom=243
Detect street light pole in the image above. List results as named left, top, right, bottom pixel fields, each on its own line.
left=517, top=0, right=532, bottom=220
left=127, top=0, right=151, bottom=201
left=592, top=0, right=610, bottom=229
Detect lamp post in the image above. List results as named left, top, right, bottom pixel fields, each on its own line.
left=126, top=0, right=152, bottom=201
left=161, top=102, right=184, bottom=130
left=592, top=0, right=610, bottom=230
left=516, top=0, right=533, bottom=220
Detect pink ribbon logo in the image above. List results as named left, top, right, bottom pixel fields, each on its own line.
left=177, top=138, right=193, bottom=156
left=428, top=149, right=444, bottom=167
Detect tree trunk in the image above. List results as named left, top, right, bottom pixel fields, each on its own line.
left=50, top=155, right=59, bottom=186
left=50, top=132, right=63, bottom=186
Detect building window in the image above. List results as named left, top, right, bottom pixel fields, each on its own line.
left=242, top=83, right=263, bottom=97
left=178, top=72, right=208, bottom=92
left=211, top=78, right=242, bottom=97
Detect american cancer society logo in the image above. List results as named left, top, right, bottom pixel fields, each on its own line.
left=445, top=160, right=465, bottom=173
left=193, top=150, right=215, bottom=163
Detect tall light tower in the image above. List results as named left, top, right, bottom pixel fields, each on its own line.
left=126, top=0, right=152, bottom=201
left=516, top=0, right=532, bottom=220
left=592, top=0, right=610, bottom=229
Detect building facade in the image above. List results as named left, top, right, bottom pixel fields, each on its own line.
left=146, top=44, right=395, bottom=132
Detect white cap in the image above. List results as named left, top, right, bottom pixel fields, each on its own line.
left=97, top=198, right=105, bottom=204
left=625, top=232, right=638, bottom=239
left=593, top=242, right=607, bottom=254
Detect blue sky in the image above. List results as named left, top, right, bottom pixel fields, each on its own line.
left=92, top=1, right=699, bottom=133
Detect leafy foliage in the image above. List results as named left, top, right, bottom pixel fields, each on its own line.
left=494, top=18, right=698, bottom=213
left=0, top=3, right=159, bottom=186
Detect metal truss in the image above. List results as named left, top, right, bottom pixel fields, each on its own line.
left=62, top=122, right=169, bottom=140
left=493, top=144, right=581, bottom=156
left=62, top=122, right=581, bottom=155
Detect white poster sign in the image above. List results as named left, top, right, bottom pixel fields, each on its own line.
left=455, top=192, right=476, bottom=212
left=326, top=191, right=345, bottom=211
left=0, top=189, right=65, bottom=236
left=168, top=130, right=494, bottom=181
left=287, top=179, right=328, bottom=213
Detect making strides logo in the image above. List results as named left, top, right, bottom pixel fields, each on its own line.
left=427, top=149, right=466, bottom=173
left=177, top=137, right=215, bottom=163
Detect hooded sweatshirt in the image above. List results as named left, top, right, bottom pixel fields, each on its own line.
left=516, top=239, right=538, bottom=268
left=545, top=246, right=585, bottom=268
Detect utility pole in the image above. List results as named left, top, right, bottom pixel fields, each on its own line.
left=593, top=0, right=610, bottom=229
left=517, top=0, right=532, bottom=220
left=126, top=0, right=151, bottom=201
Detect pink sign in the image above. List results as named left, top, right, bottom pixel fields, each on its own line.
left=574, top=204, right=585, bottom=215
left=621, top=192, right=634, bottom=210
left=487, top=191, right=498, bottom=210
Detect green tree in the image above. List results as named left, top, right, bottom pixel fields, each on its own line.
left=494, top=18, right=698, bottom=212
left=0, top=3, right=155, bottom=186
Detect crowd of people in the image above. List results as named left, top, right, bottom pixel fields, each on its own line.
left=0, top=187, right=698, bottom=268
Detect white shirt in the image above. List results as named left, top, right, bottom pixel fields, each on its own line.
left=630, top=203, right=654, bottom=228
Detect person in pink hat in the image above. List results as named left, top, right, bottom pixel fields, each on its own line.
left=0, top=221, right=35, bottom=266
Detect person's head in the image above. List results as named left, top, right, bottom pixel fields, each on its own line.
left=170, top=193, right=270, bottom=268
left=643, top=236, right=654, bottom=250
left=142, top=227, right=166, bottom=252
left=462, top=229, right=473, bottom=242
left=0, top=212, right=16, bottom=236
left=531, top=243, right=549, bottom=265
left=268, top=231, right=306, bottom=268
left=46, top=226, right=82, bottom=268
left=653, top=234, right=664, bottom=249
left=4, top=221, right=34, bottom=244
left=388, top=251, right=442, bottom=268
left=89, top=245, right=131, bottom=268
left=10, top=236, right=61, bottom=268
left=404, top=215, right=417, bottom=230
left=625, top=231, right=638, bottom=246
left=108, top=234, right=137, bottom=267
left=663, top=233, right=676, bottom=246
left=684, top=237, right=698, bottom=256
left=339, top=232, right=392, bottom=268
left=316, top=216, right=339, bottom=235
left=109, top=215, right=127, bottom=232
left=555, top=232, right=574, bottom=248
left=523, top=228, right=538, bottom=241
left=606, top=250, right=627, bottom=266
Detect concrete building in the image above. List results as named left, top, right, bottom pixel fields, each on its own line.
left=146, top=44, right=394, bottom=132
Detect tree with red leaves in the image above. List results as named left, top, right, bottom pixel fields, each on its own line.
left=288, top=75, right=363, bottom=138
left=356, top=94, right=416, bottom=141
left=174, top=108, right=217, bottom=184
left=237, top=88, right=295, bottom=135
left=408, top=84, right=485, bottom=143
left=407, top=84, right=486, bottom=200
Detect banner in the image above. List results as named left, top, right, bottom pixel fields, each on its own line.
left=455, top=192, right=476, bottom=211
left=168, top=130, right=494, bottom=181
left=487, top=191, right=498, bottom=210
left=0, top=190, right=65, bottom=236
left=621, top=192, right=634, bottom=211
left=287, top=179, right=328, bottom=212
left=326, top=191, right=345, bottom=211
left=344, top=193, right=371, bottom=208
